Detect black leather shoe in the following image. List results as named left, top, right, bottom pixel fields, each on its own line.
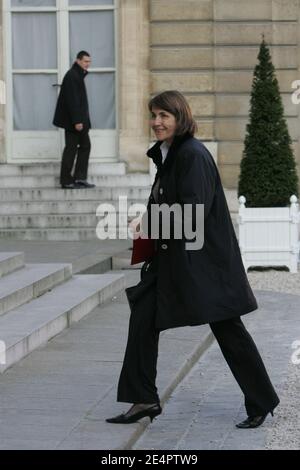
left=236, top=410, right=274, bottom=429
left=61, top=183, right=77, bottom=189
left=106, top=404, right=162, bottom=424
left=74, top=180, right=95, bottom=188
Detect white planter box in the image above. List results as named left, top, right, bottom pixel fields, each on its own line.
left=238, top=195, right=300, bottom=273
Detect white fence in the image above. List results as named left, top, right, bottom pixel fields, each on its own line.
left=238, top=195, right=300, bottom=273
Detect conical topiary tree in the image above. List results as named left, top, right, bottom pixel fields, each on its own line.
left=238, top=38, right=298, bottom=207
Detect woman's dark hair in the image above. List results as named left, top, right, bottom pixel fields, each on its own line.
left=148, top=90, right=198, bottom=137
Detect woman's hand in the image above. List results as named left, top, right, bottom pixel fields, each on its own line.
left=128, top=217, right=142, bottom=239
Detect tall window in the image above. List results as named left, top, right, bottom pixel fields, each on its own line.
left=10, top=0, right=116, bottom=132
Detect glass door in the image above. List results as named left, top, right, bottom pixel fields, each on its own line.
left=4, top=0, right=117, bottom=162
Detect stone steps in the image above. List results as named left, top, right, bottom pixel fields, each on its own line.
left=0, top=199, right=147, bottom=215
left=0, top=272, right=125, bottom=373
left=0, top=162, right=126, bottom=176
left=0, top=247, right=125, bottom=373
left=0, top=186, right=150, bottom=202
left=0, top=219, right=238, bottom=242
left=0, top=253, right=25, bottom=278
left=0, top=228, right=126, bottom=241
left=0, top=212, right=237, bottom=241
left=0, top=213, right=139, bottom=229
left=0, top=166, right=238, bottom=243
left=0, top=173, right=151, bottom=188
left=0, top=161, right=152, bottom=240
left=0, top=263, right=72, bottom=316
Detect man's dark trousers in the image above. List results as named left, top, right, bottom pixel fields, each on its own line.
left=60, top=129, right=91, bottom=186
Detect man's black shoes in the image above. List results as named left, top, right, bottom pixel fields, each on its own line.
left=74, top=179, right=96, bottom=188
left=61, top=181, right=96, bottom=189
left=61, top=183, right=78, bottom=189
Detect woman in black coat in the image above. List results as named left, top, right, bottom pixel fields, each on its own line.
left=106, top=91, right=279, bottom=428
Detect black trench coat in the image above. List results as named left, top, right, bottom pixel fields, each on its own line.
left=53, top=62, right=91, bottom=132
left=146, top=134, right=257, bottom=331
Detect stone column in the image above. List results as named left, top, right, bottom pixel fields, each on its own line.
left=118, top=0, right=151, bottom=172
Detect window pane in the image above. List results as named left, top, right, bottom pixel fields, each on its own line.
left=13, top=74, right=57, bottom=130
left=12, top=0, right=56, bottom=6
left=86, top=73, right=115, bottom=129
left=69, top=11, right=114, bottom=67
left=12, top=13, right=57, bottom=69
left=69, top=0, right=113, bottom=5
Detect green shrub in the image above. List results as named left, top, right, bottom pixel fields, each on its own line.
left=238, top=38, right=298, bottom=207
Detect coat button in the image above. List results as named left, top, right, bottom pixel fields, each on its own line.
left=161, top=244, right=168, bottom=250
left=159, top=188, right=163, bottom=195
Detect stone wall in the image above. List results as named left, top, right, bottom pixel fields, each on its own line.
left=150, top=0, right=300, bottom=188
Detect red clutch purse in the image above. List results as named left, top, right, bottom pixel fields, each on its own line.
left=131, top=237, right=156, bottom=265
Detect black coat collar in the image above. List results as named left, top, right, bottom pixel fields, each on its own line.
left=72, top=62, right=88, bottom=79
left=147, top=133, right=192, bottom=174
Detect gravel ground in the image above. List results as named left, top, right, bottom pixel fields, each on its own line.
left=249, top=268, right=300, bottom=450
left=265, top=361, right=300, bottom=449
left=248, top=268, right=300, bottom=295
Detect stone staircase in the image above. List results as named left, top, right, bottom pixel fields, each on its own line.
left=0, top=163, right=152, bottom=241
left=0, top=251, right=125, bottom=373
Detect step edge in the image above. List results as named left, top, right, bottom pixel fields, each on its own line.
left=0, top=274, right=125, bottom=373
left=0, top=264, right=73, bottom=316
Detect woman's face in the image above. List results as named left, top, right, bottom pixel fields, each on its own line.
left=150, top=107, right=177, bottom=144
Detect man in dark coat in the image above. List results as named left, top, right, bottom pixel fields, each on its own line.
left=53, top=50, right=95, bottom=189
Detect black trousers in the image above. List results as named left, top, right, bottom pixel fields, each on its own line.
left=117, top=267, right=280, bottom=417
left=60, top=130, right=91, bottom=186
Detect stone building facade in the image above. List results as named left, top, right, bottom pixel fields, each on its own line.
left=1, top=0, right=300, bottom=189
